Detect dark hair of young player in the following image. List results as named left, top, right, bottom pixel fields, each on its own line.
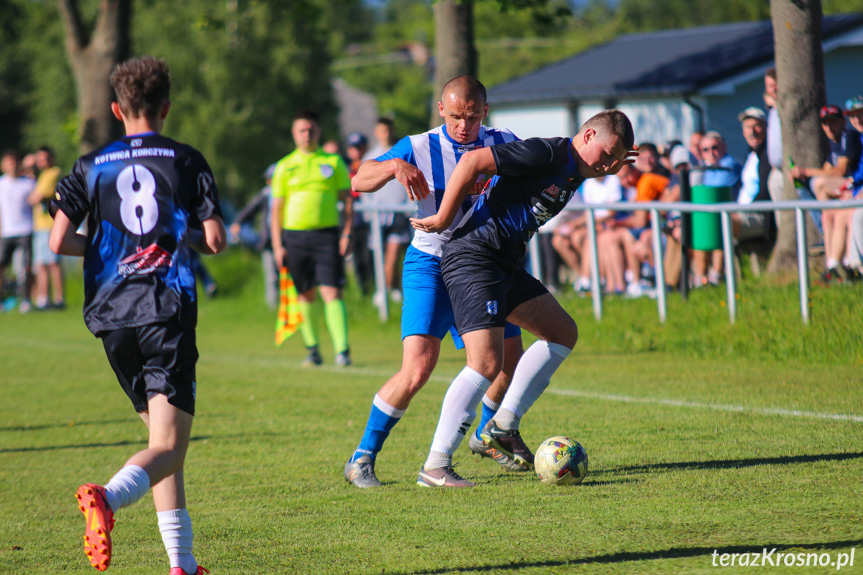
left=583, top=109, right=635, bottom=151
left=109, top=57, right=171, bottom=121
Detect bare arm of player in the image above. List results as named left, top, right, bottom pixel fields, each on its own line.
left=339, top=188, right=353, bottom=257
left=49, top=210, right=87, bottom=256
left=410, top=147, right=496, bottom=234
left=192, top=216, right=227, bottom=255
left=352, top=158, right=430, bottom=202
left=270, top=196, right=287, bottom=269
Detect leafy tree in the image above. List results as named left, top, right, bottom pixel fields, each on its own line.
left=58, top=0, right=131, bottom=154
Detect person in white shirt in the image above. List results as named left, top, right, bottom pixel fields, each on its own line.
left=0, top=149, right=36, bottom=312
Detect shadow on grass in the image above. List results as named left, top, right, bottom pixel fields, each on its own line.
left=0, top=435, right=210, bottom=454
left=0, top=418, right=133, bottom=433
left=0, top=412, right=230, bottom=434
left=397, top=539, right=863, bottom=574
left=600, top=451, right=863, bottom=475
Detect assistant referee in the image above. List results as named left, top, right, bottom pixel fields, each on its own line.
left=271, top=109, right=353, bottom=367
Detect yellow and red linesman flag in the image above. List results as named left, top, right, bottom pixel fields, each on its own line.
left=275, top=267, right=303, bottom=346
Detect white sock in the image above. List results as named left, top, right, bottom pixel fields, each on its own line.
left=104, top=465, right=150, bottom=512
left=827, top=258, right=839, bottom=269
left=498, top=341, right=571, bottom=430
left=425, top=367, right=491, bottom=469
left=157, top=508, right=196, bottom=574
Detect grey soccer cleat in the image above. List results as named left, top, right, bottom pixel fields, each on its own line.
left=302, top=346, right=323, bottom=367
left=468, top=432, right=530, bottom=472
left=416, top=465, right=475, bottom=488
left=344, top=455, right=383, bottom=488
left=480, top=420, right=535, bottom=469
left=335, top=349, right=352, bottom=367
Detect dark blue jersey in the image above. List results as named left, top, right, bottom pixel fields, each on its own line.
left=448, top=137, right=585, bottom=268
left=52, top=133, right=222, bottom=336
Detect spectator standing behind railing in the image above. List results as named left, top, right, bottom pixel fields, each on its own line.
left=346, top=132, right=375, bottom=295
left=691, top=131, right=742, bottom=287
left=0, top=149, right=35, bottom=313
left=790, top=105, right=862, bottom=283
left=363, top=118, right=412, bottom=309
left=229, top=163, right=279, bottom=309
left=27, top=147, right=65, bottom=310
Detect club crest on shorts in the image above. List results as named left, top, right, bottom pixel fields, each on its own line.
left=486, top=300, right=498, bottom=316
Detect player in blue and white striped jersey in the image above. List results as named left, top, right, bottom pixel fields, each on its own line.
left=345, top=77, right=528, bottom=488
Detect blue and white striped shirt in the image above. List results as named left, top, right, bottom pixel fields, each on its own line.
left=375, top=124, right=517, bottom=257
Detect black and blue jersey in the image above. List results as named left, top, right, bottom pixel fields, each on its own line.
left=52, top=133, right=222, bottom=336
left=448, top=137, right=585, bottom=269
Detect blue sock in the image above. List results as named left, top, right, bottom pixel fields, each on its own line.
left=475, top=395, right=500, bottom=440
left=351, top=395, right=406, bottom=462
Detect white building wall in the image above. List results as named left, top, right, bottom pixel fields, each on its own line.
left=489, top=105, right=573, bottom=138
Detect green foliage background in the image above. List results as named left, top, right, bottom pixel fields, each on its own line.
left=4, top=0, right=863, bottom=202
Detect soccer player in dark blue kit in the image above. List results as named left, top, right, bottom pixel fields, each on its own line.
left=411, top=110, right=636, bottom=486
left=50, top=57, right=226, bottom=573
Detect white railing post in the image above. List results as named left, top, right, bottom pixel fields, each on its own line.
left=721, top=210, right=736, bottom=324
left=650, top=208, right=666, bottom=323
left=586, top=209, right=602, bottom=321
left=795, top=207, right=810, bottom=326
left=369, top=209, right=387, bottom=321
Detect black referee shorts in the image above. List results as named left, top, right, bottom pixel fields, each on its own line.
left=282, top=227, right=345, bottom=293
left=441, top=244, right=548, bottom=336
left=101, top=322, right=198, bottom=416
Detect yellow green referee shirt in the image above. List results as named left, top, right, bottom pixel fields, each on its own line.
left=271, top=147, right=351, bottom=231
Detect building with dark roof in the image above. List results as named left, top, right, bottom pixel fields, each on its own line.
left=488, top=13, right=863, bottom=160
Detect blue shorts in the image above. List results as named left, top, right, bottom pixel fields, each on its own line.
left=401, top=245, right=520, bottom=348
left=33, top=230, right=60, bottom=266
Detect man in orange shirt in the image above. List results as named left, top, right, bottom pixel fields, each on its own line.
left=598, top=163, right=669, bottom=296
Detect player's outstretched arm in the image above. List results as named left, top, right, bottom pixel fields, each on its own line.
left=49, top=210, right=87, bottom=257
left=352, top=159, right=430, bottom=201
left=410, top=147, right=496, bottom=233
left=192, top=216, right=227, bottom=255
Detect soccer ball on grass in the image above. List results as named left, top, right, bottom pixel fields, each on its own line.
left=534, top=436, right=588, bottom=486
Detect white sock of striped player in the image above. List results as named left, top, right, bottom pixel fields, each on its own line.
left=425, top=367, right=491, bottom=470
left=496, top=341, right=571, bottom=431
left=157, top=508, right=197, bottom=574
left=104, top=465, right=150, bottom=511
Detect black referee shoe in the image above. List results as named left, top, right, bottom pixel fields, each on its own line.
left=303, top=346, right=323, bottom=367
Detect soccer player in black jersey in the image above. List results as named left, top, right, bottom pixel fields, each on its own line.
left=411, top=110, right=635, bottom=485
left=50, top=57, right=226, bottom=574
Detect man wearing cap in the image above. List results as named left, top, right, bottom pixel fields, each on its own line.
left=346, top=132, right=375, bottom=295
left=733, top=107, right=775, bottom=242
left=790, top=104, right=862, bottom=280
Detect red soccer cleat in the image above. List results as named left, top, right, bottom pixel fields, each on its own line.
left=169, top=567, right=210, bottom=575
left=75, top=484, right=115, bottom=571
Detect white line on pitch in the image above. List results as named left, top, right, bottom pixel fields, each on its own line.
left=548, top=388, right=863, bottom=423
left=212, top=354, right=863, bottom=423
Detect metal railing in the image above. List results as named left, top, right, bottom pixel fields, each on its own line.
left=354, top=198, right=863, bottom=325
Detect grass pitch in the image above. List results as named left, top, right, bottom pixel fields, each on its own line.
left=1, top=251, right=861, bottom=574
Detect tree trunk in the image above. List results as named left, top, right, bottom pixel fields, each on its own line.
left=57, top=0, right=131, bottom=154
left=431, top=0, right=477, bottom=128
left=768, top=0, right=826, bottom=273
